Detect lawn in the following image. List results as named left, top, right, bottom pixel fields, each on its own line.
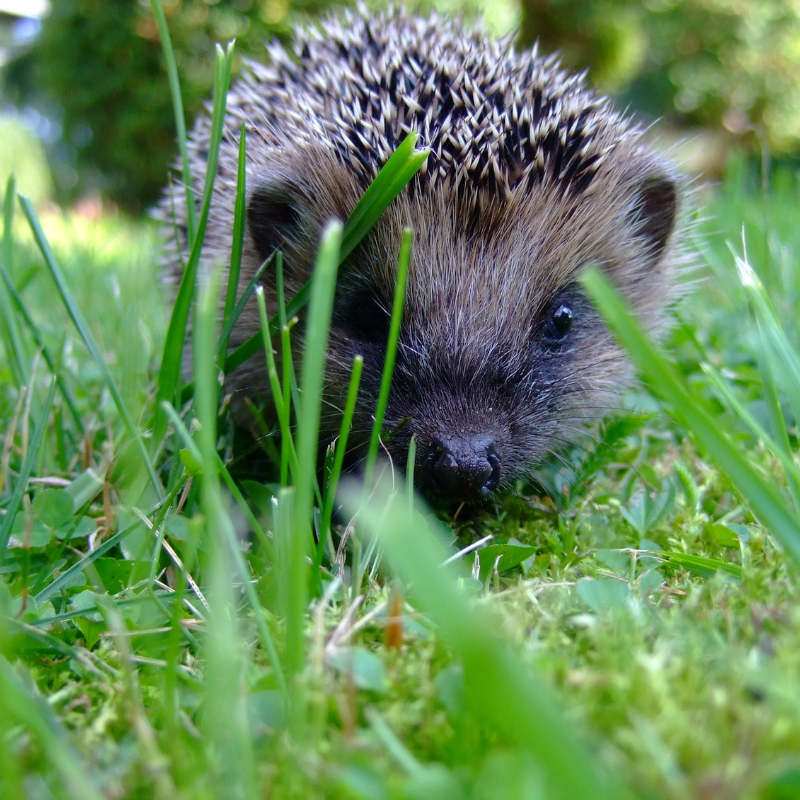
left=3, top=89, right=800, bottom=800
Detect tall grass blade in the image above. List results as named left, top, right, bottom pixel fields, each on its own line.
left=364, top=228, right=412, bottom=486
left=0, top=263, right=82, bottom=429
left=154, top=42, right=234, bottom=445
left=0, top=380, right=55, bottom=561
left=340, top=133, right=428, bottom=260
left=219, top=125, right=247, bottom=356
left=341, top=477, right=635, bottom=800
left=215, top=255, right=272, bottom=364
left=0, top=657, right=106, bottom=800
left=194, top=268, right=257, bottom=799
left=735, top=252, right=800, bottom=464
left=701, top=364, right=800, bottom=494
left=20, top=196, right=162, bottom=499
left=220, top=135, right=428, bottom=376
left=294, top=221, right=342, bottom=542
left=0, top=176, right=27, bottom=388
left=256, top=286, right=298, bottom=486
left=320, top=355, right=364, bottom=544
left=280, top=221, right=342, bottom=736
left=160, top=399, right=287, bottom=700
left=150, top=0, right=197, bottom=243
left=581, top=266, right=800, bottom=565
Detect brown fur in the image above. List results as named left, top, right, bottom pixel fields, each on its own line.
left=160, top=7, right=685, bottom=501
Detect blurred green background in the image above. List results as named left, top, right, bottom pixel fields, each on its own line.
left=1, top=0, right=798, bottom=213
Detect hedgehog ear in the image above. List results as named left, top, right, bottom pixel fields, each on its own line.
left=247, top=183, right=304, bottom=264
left=629, top=174, right=678, bottom=265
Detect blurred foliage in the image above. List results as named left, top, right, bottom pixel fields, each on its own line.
left=8, top=0, right=800, bottom=210
left=3, top=0, right=328, bottom=212
left=0, top=118, right=52, bottom=204
left=520, top=0, right=800, bottom=151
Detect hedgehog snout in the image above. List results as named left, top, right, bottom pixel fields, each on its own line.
left=416, top=434, right=501, bottom=502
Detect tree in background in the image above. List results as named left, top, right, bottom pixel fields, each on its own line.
left=520, top=0, right=800, bottom=153
left=8, top=0, right=800, bottom=211
left=3, top=0, right=328, bottom=212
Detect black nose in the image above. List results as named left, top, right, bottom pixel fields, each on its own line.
left=418, top=435, right=502, bottom=502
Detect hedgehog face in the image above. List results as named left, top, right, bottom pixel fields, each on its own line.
left=161, top=9, right=684, bottom=504
left=233, top=141, right=680, bottom=506
left=316, top=162, right=679, bottom=503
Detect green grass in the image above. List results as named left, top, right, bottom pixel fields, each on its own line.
left=4, top=18, right=800, bottom=799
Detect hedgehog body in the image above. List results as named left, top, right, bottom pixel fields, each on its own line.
left=163, top=8, right=683, bottom=503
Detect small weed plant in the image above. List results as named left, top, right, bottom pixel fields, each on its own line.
left=3, top=9, right=800, bottom=800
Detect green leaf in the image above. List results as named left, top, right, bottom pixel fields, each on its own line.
left=55, top=516, right=96, bottom=541
left=619, top=481, right=676, bottom=538
left=577, top=578, right=631, bottom=613
left=69, top=590, right=104, bottom=623
left=247, top=690, right=287, bottom=738
left=180, top=447, right=203, bottom=476
left=328, top=647, right=389, bottom=694
left=165, top=512, right=191, bottom=541
left=32, top=489, right=74, bottom=529
left=403, top=765, right=464, bottom=800
left=707, top=523, right=741, bottom=547
left=94, top=558, right=137, bottom=594
left=434, top=664, right=464, bottom=716
left=476, top=544, right=538, bottom=577
left=241, top=480, right=276, bottom=515
left=335, top=765, right=389, bottom=800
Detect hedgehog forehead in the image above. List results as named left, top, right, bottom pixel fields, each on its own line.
left=241, top=8, right=636, bottom=208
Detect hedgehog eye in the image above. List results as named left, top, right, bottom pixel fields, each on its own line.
left=543, top=302, right=574, bottom=343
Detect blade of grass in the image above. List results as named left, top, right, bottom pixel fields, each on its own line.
left=0, top=263, right=82, bottom=429
left=257, top=286, right=298, bottom=486
left=20, top=196, right=162, bottom=499
left=219, top=125, right=247, bottom=356
left=220, top=135, right=427, bottom=377
left=702, top=364, right=800, bottom=516
left=179, top=251, right=273, bottom=401
left=364, top=228, right=412, bottom=487
left=0, top=657, right=107, bottom=800
left=320, top=355, right=364, bottom=546
left=339, top=134, right=429, bottom=261
left=651, top=550, right=743, bottom=580
left=736, top=251, right=800, bottom=456
left=284, top=221, right=342, bottom=737
left=195, top=268, right=258, bottom=799
left=0, top=176, right=28, bottom=388
left=294, top=221, right=342, bottom=542
left=150, top=0, right=197, bottom=243
left=0, top=380, right=55, bottom=561
left=581, top=266, right=800, bottom=565
left=341, top=477, right=636, bottom=800
left=33, top=486, right=181, bottom=605
left=406, top=435, right=417, bottom=507
left=217, top=254, right=273, bottom=361
left=154, top=42, right=235, bottom=445
left=280, top=323, right=296, bottom=485
left=160, top=399, right=287, bottom=700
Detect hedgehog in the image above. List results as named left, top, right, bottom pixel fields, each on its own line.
left=162, top=7, right=683, bottom=504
